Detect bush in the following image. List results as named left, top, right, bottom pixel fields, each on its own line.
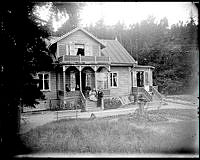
left=104, top=97, right=122, bottom=110
left=63, top=98, right=85, bottom=111
left=50, top=98, right=85, bottom=111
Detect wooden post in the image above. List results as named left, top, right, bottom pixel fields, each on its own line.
left=63, top=66, right=66, bottom=98
left=107, top=70, right=110, bottom=90
left=94, top=66, right=97, bottom=90
left=79, top=66, right=82, bottom=91
left=101, top=97, right=104, bottom=110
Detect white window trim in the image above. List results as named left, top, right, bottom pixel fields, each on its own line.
left=38, top=72, right=51, bottom=91
left=110, top=72, right=118, bottom=88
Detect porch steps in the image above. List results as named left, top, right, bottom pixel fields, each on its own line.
left=86, top=99, right=101, bottom=112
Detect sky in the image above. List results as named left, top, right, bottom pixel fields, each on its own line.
left=34, top=2, right=198, bottom=32
left=79, top=2, right=198, bottom=27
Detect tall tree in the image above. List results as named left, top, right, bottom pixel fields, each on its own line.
left=51, top=2, right=85, bottom=36
left=0, top=1, right=53, bottom=156
left=85, top=14, right=198, bottom=95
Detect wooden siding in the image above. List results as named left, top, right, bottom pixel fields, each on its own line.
left=92, top=45, right=99, bottom=56
left=58, top=30, right=100, bottom=57
left=110, top=66, right=132, bottom=97
left=60, top=72, right=64, bottom=91
left=132, top=70, right=137, bottom=87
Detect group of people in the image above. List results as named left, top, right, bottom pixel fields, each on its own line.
left=89, top=88, right=98, bottom=101
left=89, top=88, right=103, bottom=102
left=66, top=84, right=103, bottom=106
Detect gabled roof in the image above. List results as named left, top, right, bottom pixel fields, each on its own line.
left=101, top=39, right=136, bottom=65
left=50, top=27, right=106, bottom=48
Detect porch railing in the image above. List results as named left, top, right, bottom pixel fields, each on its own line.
left=65, top=90, right=80, bottom=97
left=139, top=87, right=152, bottom=101
left=101, top=89, right=110, bottom=96
left=58, top=55, right=110, bottom=64
left=151, top=86, right=163, bottom=101
left=58, top=90, right=80, bottom=99
left=80, top=91, right=86, bottom=110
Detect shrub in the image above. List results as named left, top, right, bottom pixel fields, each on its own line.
left=63, top=98, right=84, bottom=111
left=104, top=97, right=122, bottom=110
left=50, top=98, right=85, bottom=111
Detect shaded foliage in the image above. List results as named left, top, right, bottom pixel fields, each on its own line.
left=85, top=15, right=198, bottom=95
left=0, top=1, right=54, bottom=156
left=0, top=1, right=85, bottom=156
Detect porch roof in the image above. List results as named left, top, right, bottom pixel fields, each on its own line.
left=101, top=39, right=137, bottom=65
left=135, top=65, right=155, bottom=69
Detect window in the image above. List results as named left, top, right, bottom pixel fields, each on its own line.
left=58, top=43, right=68, bottom=56
left=75, top=44, right=85, bottom=56
left=97, top=72, right=108, bottom=90
left=38, top=73, right=50, bottom=91
left=137, top=71, right=144, bottom=87
left=110, top=72, right=118, bottom=87
left=86, top=73, right=92, bottom=88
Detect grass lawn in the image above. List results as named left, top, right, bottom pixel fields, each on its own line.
left=20, top=108, right=199, bottom=155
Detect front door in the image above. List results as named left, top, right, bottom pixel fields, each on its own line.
left=136, top=71, right=144, bottom=87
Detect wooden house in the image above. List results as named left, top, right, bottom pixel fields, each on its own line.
left=35, top=27, right=162, bottom=111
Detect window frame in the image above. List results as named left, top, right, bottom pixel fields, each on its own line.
left=57, top=43, right=68, bottom=57
left=75, top=43, right=85, bottom=56
left=110, top=72, right=118, bottom=88
left=37, top=72, right=51, bottom=91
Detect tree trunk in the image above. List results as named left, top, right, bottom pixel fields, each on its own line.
left=0, top=103, right=24, bottom=157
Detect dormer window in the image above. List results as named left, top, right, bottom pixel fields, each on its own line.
left=75, top=44, right=85, bottom=56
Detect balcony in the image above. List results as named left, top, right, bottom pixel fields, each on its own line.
left=58, top=55, right=110, bottom=64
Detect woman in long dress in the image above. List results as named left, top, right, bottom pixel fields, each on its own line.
left=89, top=88, right=97, bottom=101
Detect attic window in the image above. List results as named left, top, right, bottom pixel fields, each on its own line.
left=75, top=44, right=85, bottom=56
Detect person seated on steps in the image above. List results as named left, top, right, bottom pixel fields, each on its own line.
left=89, top=88, right=97, bottom=102
left=65, top=84, right=70, bottom=92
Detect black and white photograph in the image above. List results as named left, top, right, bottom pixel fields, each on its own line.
left=0, top=1, right=199, bottom=158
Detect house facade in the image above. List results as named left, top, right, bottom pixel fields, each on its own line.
left=34, top=27, right=161, bottom=112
